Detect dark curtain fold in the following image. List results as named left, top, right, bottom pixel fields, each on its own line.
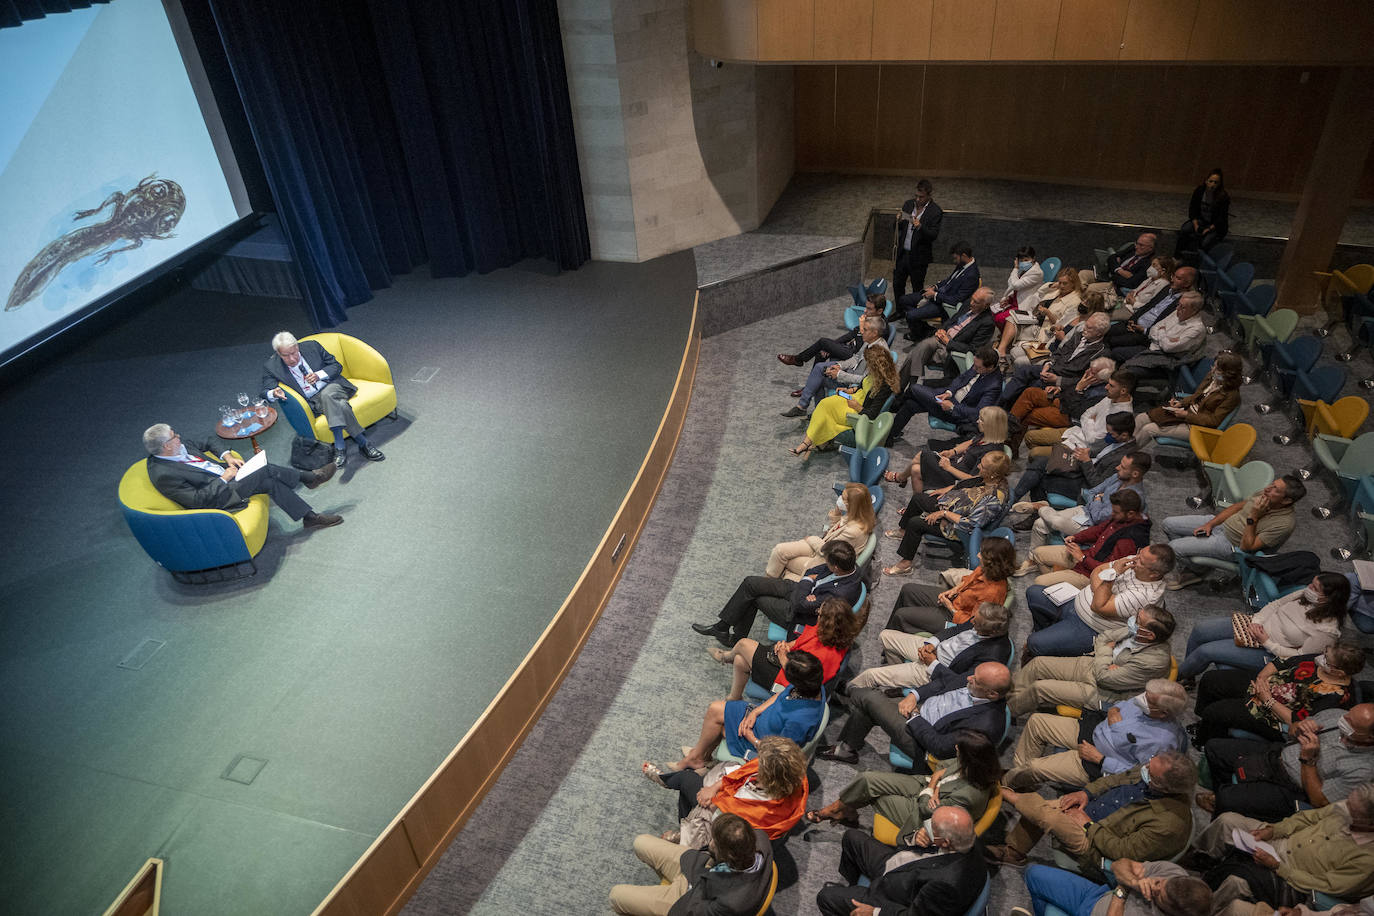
left=207, top=0, right=590, bottom=329
left=0, top=0, right=111, bottom=30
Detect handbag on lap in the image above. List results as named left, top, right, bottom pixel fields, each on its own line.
left=1231, top=613, right=1263, bottom=649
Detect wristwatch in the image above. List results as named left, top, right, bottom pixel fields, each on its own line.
left=1114, top=887, right=1127, bottom=900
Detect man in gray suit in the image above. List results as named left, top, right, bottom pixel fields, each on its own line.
left=262, top=331, right=385, bottom=469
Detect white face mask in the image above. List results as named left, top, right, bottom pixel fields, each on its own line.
left=1339, top=717, right=1373, bottom=750
left=1301, top=586, right=1321, bottom=604
left=1145, top=266, right=1159, bottom=279
left=174, top=444, right=189, bottom=459
left=836, top=495, right=847, bottom=512
left=1139, top=759, right=1153, bottom=786
left=1133, top=693, right=1151, bottom=712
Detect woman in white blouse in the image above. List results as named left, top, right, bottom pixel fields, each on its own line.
left=1112, top=255, right=1175, bottom=319
left=1001, top=268, right=1083, bottom=364
left=1179, top=572, right=1351, bottom=681
left=991, top=247, right=1045, bottom=353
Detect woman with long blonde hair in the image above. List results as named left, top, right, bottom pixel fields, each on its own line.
left=765, top=482, right=875, bottom=580
left=883, top=405, right=1009, bottom=493
left=790, top=346, right=900, bottom=456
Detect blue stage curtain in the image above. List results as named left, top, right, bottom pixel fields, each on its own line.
left=0, top=1, right=111, bottom=30
left=207, top=0, right=590, bottom=329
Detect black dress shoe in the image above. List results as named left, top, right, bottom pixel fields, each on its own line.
left=780, top=406, right=806, bottom=418
left=777, top=353, right=800, bottom=366
left=304, top=462, right=337, bottom=489
left=303, top=512, right=344, bottom=529
left=360, top=445, right=386, bottom=461
left=691, top=621, right=729, bottom=638
left=333, top=450, right=347, bottom=469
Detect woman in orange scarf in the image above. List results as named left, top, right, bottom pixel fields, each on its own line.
left=883, top=535, right=1016, bottom=635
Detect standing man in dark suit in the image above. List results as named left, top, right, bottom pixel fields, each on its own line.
left=262, top=331, right=385, bottom=469
left=899, top=242, right=978, bottom=336
left=817, top=806, right=986, bottom=916
left=142, top=424, right=342, bottom=529
left=893, top=179, right=943, bottom=299
left=610, top=814, right=775, bottom=916
left=887, top=347, right=1003, bottom=445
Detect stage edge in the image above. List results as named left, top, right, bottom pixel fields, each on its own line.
left=310, top=293, right=702, bottom=916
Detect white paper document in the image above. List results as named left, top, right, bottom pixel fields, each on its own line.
left=1231, top=829, right=1280, bottom=861
left=1045, top=581, right=1082, bottom=604
left=235, top=448, right=268, bottom=481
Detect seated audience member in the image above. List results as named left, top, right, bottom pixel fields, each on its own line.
left=881, top=452, right=1012, bottom=577
left=1020, top=367, right=1137, bottom=456
left=1025, top=546, right=1174, bottom=659
left=609, top=813, right=774, bottom=916
left=1179, top=572, right=1350, bottom=681
left=777, top=288, right=886, bottom=367
left=670, top=653, right=827, bottom=771
left=900, top=287, right=998, bottom=385
left=986, top=751, right=1195, bottom=873
left=1017, top=489, right=1151, bottom=587
left=1015, top=858, right=1211, bottom=916
left=1007, top=356, right=1116, bottom=454
left=1011, top=286, right=1106, bottom=376
left=1000, top=311, right=1111, bottom=406
left=991, top=246, right=1045, bottom=327
left=1096, top=233, right=1158, bottom=296
left=851, top=601, right=1012, bottom=691
left=808, top=730, right=1001, bottom=830
left=816, top=806, right=986, bottom=916
left=898, top=241, right=980, bottom=334
left=1118, top=290, right=1207, bottom=368
left=1162, top=475, right=1303, bottom=591
left=1010, top=412, right=1137, bottom=506
left=765, top=482, right=875, bottom=581
left=998, top=262, right=1085, bottom=360
left=1009, top=606, right=1176, bottom=718
left=1175, top=169, right=1231, bottom=258
left=883, top=537, right=1016, bottom=634
left=888, top=347, right=1003, bottom=445
left=1023, top=451, right=1151, bottom=551
left=818, top=662, right=1012, bottom=767
left=1192, top=785, right=1374, bottom=908
left=1346, top=567, right=1374, bottom=635
left=709, top=597, right=860, bottom=701
left=1191, top=643, right=1364, bottom=747
left=692, top=541, right=862, bottom=646
left=781, top=315, right=890, bottom=417
left=1199, top=703, right=1374, bottom=821
left=648, top=737, right=809, bottom=847
left=790, top=346, right=900, bottom=456
left=883, top=405, right=1008, bottom=488
left=1102, top=267, right=1198, bottom=353
left=1134, top=350, right=1243, bottom=448
left=1114, top=255, right=1177, bottom=319
left=1005, top=679, right=1188, bottom=791
left=142, top=424, right=342, bottom=530
left=262, top=331, right=385, bottom=467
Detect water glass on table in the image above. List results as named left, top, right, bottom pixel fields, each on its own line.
left=253, top=398, right=268, bottom=419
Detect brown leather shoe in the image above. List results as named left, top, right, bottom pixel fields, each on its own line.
left=983, top=845, right=1028, bottom=867
left=303, top=512, right=344, bottom=529
left=303, top=462, right=337, bottom=489
left=777, top=353, right=800, bottom=366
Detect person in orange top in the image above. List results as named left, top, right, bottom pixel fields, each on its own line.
left=707, top=597, right=864, bottom=700
left=883, top=536, right=1015, bottom=634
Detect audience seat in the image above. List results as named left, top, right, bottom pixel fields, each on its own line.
left=1267, top=334, right=1322, bottom=396
left=1203, top=459, right=1274, bottom=509
left=1291, top=365, right=1347, bottom=406
left=276, top=332, right=398, bottom=445
left=1238, top=308, right=1298, bottom=354
left=1040, top=257, right=1062, bottom=283
left=1220, top=282, right=1275, bottom=324
left=1309, top=431, right=1374, bottom=516
left=1188, top=422, right=1256, bottom=469
left=1154, top=406, right=1240, bottom=457
left=1198, top=245, right=1234, bottom=296
left=1238, top=550, right=1306, bottom=611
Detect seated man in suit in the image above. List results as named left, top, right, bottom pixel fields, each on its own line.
left=1102, top=267, right=1197, bottom=353
left=1015, top=858, right=1211, bottom=916
left=262, top=331, right=385, bottom=469
left=886, top=347, right=1003, bottom=446
left=900, top=286, right=997, bottom=386
left=1007, top=356, right=1116, bottom=455
left=1000, top=312, right=1111, bottom=407
left=1023, top=450, right=1151, bottom=552
left=1008, top=605, right=1176, bottom=718
left=898, top=241, right=980, bottom=336
left=1020, top=367, right=1137, bottom=456
left=1005, top=679, right=1188, bottom=791
left=817, top=805, right=986, bottom=916
left=143, top=424, right=342, bottom=529
left=986, top=751, right=1195, bottom=875
left=1025, top=546, right=1174, bottom=659
left=1094, top=233, right=1158, bottom=296
left=609, top=813, right=775, bottom=916
left=782, top=315, right=890, bottom=417
left=692, top=541, right=861, bottom=646
left=849, top=601, right=1013, bottom=691
left=1118, top=290, right=1207, bottom=368
left=778, top=288, right=886, bottom=367
left=1017, top=489, right=1152, bottom=588
left=1010, top=411, right=1138, bottom=506
left=818, top=661, right=1012, bottom=767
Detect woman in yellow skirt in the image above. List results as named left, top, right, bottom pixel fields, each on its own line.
left=790, top=347, right=900, bottom=456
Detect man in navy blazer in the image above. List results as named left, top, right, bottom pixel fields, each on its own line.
left=262, top=331, right=384, bottom=468
left=886, top=347, right=1003, bottom=446
left=893, top=179, right=944, bottom=297
left=848, top=601, right=1013, bottom=691
left=692, top=541, right=862, bottom=646
left=900, top=286, right=997, bottom=386
left=820, top=661, right=1012, bottom=768
left=899, top=241, right=979, bottom=338
left=817, top=807, right=987, bottom=916
left=1100, top=232, right=1156, bottom=294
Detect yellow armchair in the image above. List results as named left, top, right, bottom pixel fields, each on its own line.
left=1191, top=422, right=1256, bottom=468
left=1300, top=396, right=1369, bottom=440
left=278, top=333, right=397, bottom=445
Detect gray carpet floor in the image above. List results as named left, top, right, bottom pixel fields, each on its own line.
left=406, top=270, right=1374, bottom=913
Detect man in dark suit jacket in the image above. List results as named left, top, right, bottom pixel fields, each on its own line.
left=610, top=814, right=775, bottom=916
left=142, top=424, right=342, bottom=529
left=1101, top=233, right=1156, bottom=294
left=1012, top=412, right=1139, bottom=504
left=887, top=347, right=1003, bottom=446
left=900, top=286, right=996, bottom=385
left=999, top=312, right=1111, bottom=407
left=893, top=179, right=944, bottom=297
left=899, top=242, right=978, bottom=336
left=848, top=600, right=1013, bottom=691
left=1102, top=266, right=1197, bottom=352
left=693, top=540, right=862, bottom=646
left=262, top=331, right=384, bottom=468
left=820, top=661, right=1012, bottom=767
left=818, top=807, right=986, bottom=916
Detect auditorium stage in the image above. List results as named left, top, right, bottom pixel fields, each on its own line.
left=0, top=252, right=698, bottom=915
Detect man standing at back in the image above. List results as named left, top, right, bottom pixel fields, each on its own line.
left=262, top=331, right=385, bottom=469
left=894, top=179, right=943, bottom=298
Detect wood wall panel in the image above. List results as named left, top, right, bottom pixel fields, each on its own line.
left=929, top=0, right=994, bottom=60
left=795, top=66, right=838, bottom=170
left=871, top=0, right=932, bottom=60
left=1054, top=0, right=1129, bottom=60
left=1187, top=0, right=1285, bottom=61
left=989, top=0, right=1060, bottom=61
left=690, top=0, right=758, bottom=61
left=757, top=0, right=814, bottom=59
left=816, top=0, right=875, bottom=60
left=834, top=65, right=882, bottom=168
left=874, top=64, right=923, bottom=168
left=1119, top=0, right=1198, bottom=60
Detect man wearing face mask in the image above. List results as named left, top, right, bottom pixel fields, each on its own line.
left=1014, top=857, right=1213, bottom=916
left=1198, top=703, right=1374, bottom=822
left=1000, top=311, right=1112, bottom=406
left=1025, top=545, right=1175, bottom=660
left=1008, top=606, right=1175, bottom=719
left=816, top=805, right=986, bottom=916
left=142, top=424, right=343, bottom=529
left=1011, top=411, right=1139, bottom=506
left=1006, top=679, right=1189, bottom=791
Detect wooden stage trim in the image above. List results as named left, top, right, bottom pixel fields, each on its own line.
left=311, top=294, right=701, bottom=916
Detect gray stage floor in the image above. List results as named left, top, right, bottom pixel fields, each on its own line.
left=0, top=253, right=696, bottom=915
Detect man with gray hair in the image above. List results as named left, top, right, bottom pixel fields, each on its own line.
left=850, top=601, right=1013, bottom=690
left=143, top=424, right=342, bottom=529
left=262, top=331, right=385, bottom=468
left=1006, top=678, right=1189, bottom=790
left=781, top=314, right=890, bottom=417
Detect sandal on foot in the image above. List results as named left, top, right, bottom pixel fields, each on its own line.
left=660, top=829, right=682, bottom=843
left=805, top=808, right=859, bottom=828
left=883, top=528, right=903, bottom=539
left=641, top=761, right=671, bottom=787
left=883, top=563, right=913, bottom=576
left=882, top=470, right=903, bottom=484
left=790, top=444, right=812, bottom=456
left=707, top=646, right=732, bottom=664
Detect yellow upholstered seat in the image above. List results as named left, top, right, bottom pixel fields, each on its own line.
left=282, top=332, right=397, bottom=445
left=1300, top=396, right=1369, bottom=440
left=1055, top=656, right=1178, bottom=719
left=872, top=791, right=1001, bottom=844
left=1191, top=423, right=1256, bottom=468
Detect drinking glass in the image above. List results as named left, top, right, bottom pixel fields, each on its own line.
left=253, top=398, right=268, bottom=419
left=237, top=391, right=250, bottom=410
left=220, top=406, right=236, bottom=428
